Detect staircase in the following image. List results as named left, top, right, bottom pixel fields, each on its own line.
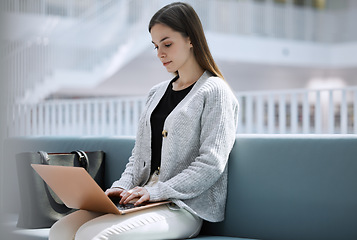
left=1, top=0, right=158, bottom=104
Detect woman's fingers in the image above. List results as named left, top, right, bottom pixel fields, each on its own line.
left=135, top=190, right=150, bottom=206
left=119, top=189, right=139, bottom=204
left=119, top=187, right=150, bottom=205
left=105, top=187, right=124, bottom=197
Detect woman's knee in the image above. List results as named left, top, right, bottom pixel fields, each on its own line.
left=49, top=210, right=104, bottom=240
left=75, top=205, right=202, bottom=240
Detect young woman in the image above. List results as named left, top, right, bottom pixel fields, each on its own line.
left=50, top=2, right=238, bottom=239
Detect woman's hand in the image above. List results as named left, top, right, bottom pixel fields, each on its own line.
left=119, top=186, right=150, bottom=206
left=105, top=187, right=125, bottom=198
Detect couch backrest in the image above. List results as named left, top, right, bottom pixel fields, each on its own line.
left=201, top=134, right=357, bottom=240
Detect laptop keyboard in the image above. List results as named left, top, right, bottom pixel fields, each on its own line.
left=117, top=203, right=137, bottom=210
left=110, top=196, right=143, bottom=210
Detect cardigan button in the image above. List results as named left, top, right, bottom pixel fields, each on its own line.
left=162, top=130, right=168, bottom=137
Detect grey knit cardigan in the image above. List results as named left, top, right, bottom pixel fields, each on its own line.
left=111, top=71, right=239, bottom=222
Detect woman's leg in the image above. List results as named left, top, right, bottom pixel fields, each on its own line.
left=49, top=210, right=104, bottom=240
left=75, top=205, right=203, bottom=240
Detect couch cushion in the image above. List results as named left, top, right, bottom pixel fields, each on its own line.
left=1, top=214, right=48, bottom=240
left=194, top=236, right=256, bottom=240
left=2, top=214, right=252, bottom=240
left=12, top=229, right=49, bottom=240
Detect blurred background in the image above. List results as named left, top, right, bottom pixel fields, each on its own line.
left=1, top=0, right=357, bottom=139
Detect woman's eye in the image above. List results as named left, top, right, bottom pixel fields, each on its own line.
left=153, top=43, right=171, bottom=50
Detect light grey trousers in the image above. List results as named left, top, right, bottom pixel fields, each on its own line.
left=49, top=204, right=202, bottom=240
left=49, top=173, right=202, bottom=239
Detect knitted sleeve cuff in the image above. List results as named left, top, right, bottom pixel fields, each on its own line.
left=110, top=179, right=132, bottom=191
left=144, top=185, right=165, bottom=202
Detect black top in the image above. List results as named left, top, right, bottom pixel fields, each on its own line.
left=150, top=76, right=195, bottom=174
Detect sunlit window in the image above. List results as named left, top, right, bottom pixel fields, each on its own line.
left=273, top=0, right=325, bottom=9
left=312, top=0, right=326, bottom=9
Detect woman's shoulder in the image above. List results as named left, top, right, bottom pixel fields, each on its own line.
left=205, top=75, right=228, bottom=88
left=152, top=79, right=171, bottom=90
left=147, top=80, right=171, bottom=98
left=195, top=75, right=238, bottom=108
left=199, top=75, right=235, bottom=97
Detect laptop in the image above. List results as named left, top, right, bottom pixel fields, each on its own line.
left=31, top=164, right=170, bottom=215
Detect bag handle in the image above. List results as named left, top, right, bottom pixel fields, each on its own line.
left=38, top=150, right=89, bottom=171
left=38, top=151, right=49, bottom=164
left=36, top=150, right=89, bottom=214
left=37, top=151, right=72, bottom=214
left=71, top=150, right=89, bottom=171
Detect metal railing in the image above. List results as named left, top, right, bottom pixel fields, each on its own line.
left=191, top=0, right=357, bottom=43
left=237, top=87, right=357, bottom=134
left=8, top=86, right=357, bottom=137
left=9, top=96, right=146, bottom=137
left=2, top=0, right=356, bottom=43
left=0, top=0, right=101, bottom=17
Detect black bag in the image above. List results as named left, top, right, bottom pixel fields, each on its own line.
left=16, top=150, right=105, bottom=229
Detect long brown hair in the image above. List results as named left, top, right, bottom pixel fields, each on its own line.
left=148, top=2, right=224, bottom=79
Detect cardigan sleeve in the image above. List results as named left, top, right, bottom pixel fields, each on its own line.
left=145, top=80, right=239, bottom=201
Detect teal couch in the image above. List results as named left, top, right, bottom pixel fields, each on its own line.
left=1, top=135, right=357, bottom=239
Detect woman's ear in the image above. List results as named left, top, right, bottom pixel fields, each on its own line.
left=187, top=37, right=193, bottom=48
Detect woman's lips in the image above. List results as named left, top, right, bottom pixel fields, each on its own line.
left=163, top=61, right=172, bottom=67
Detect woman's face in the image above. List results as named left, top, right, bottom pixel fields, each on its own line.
left=150, top=23, right=193, bottom=73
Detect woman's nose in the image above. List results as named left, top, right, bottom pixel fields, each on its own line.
left=157, top=49, right=165, bottom=59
